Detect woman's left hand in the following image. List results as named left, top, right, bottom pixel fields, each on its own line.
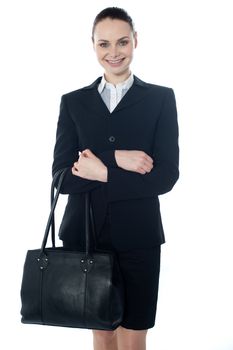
left=72, top=149, right=108, bottom=182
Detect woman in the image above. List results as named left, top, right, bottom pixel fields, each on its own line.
left=52, top=7, right=179, bottom=350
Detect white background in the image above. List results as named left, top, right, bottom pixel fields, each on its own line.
left=1, top=0, right=233, bottom=349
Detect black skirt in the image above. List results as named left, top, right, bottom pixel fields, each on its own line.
left=62, top=211, right=161, bottom=330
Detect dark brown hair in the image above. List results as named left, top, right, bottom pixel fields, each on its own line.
left=92, top=7, right=136, bottom=40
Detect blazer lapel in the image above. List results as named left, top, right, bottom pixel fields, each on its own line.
left=80, top=75, right=152, bottom=117
left=113, top=76, right=151, bottom=114
left=81, top=77, right=111, bottom=117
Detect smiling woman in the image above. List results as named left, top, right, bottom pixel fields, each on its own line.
left=52, top=6, right=179, bottom=350
left=92, top=18, right=137, bottom=83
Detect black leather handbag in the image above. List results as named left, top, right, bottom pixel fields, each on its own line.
left=20, top=167, right=125, bottom=330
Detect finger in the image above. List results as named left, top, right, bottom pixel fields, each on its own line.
left=137, top=167, right=147, bottom=174
left=145, top=155, right=154, bottom=163
left=141, top=162, right=153, bottom=173
left=82, top=149, right=96, bottom=158
left=72, top=164, right=79, bottom=173
left=142, top=151, right=154, bottom=163
left=72, top=168, right=79, bottom=176
left=82, top=151, right=90, bottom=158
left=139, top=155, right=153, bottom=166
left=82, top=148, right=92, bottom=156
left=142, top=159, right=154, bottom=170
left=135, top=164, right=147, bottom=174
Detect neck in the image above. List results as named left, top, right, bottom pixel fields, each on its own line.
left=104, top=70, right=131, bottom=86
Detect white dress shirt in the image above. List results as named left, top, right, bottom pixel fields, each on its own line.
left=98, top=72, right=134, bottom=113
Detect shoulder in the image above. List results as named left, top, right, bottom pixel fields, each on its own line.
left=133, top=75, right=175, bottom=99
left=60, top=77, right=101, bottom=102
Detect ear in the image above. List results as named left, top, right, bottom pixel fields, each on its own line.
left=92, top=37, right=96, bottom=51
left=134, top=31, right=138, bottom=49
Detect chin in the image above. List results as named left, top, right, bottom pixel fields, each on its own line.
left=105, top=65, right=129, bottom=76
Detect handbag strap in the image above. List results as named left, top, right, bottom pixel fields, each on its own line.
left=39, top=167, right=96, bottom=256
left=50, top=168, right=64, bottom=247
left=50, top=168, right=98, bottom=250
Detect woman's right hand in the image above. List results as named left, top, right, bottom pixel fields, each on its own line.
left=115, top=150, right=154, bottom=174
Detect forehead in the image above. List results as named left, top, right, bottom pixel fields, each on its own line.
left=94, top=18, right=132, bottom=41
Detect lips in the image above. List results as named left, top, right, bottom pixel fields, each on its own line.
left=106, top=58, right=125, bottom=66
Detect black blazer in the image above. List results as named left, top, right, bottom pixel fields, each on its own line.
left=52, top=75, right=179, bottom=251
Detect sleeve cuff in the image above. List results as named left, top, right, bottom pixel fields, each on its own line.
left=97, top=150, right=118, bottom=168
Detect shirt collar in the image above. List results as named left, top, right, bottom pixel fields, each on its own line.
left=98, top=72, right=134, bottom=94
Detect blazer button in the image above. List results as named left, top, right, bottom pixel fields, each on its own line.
left=109, top=136, right=115, bottom=142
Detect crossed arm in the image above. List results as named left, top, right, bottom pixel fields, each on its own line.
left=71, top=149, right=154, bottom=182
left=52, top=88, right=179, bottom=202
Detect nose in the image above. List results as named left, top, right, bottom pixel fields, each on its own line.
left=108, top=45, right=119, bottom=58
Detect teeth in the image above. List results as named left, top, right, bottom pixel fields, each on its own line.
left=108, top=59, right=123, bottom=63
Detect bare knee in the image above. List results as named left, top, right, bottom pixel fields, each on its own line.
left=92, top=329, right=117, bottom=347
left=117, top=326, right=148, bottom=350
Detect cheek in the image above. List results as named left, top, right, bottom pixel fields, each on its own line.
left=123, top=44, right=134, bottom=57
left=95, top=49, right=106, bottom=61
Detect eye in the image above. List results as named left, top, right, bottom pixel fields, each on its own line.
left=119, top=40, right=129, bottom=46
left=99, top=42, right=109, bottom=48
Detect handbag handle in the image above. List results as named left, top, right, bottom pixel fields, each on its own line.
left=39, top=167, right=97, bottom=257
left=50, top=168, right=64, bottom=247
left=50, top=167, right=98, bottom=250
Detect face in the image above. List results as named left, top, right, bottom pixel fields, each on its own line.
left=93, top=18, right=137, bottom=81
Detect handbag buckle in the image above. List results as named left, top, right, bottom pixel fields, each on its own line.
left=80, top=256, right=94, bottom=273
left=36, top=254, right=49, bottom=270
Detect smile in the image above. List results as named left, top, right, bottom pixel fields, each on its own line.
left=106, top=58, right=125, bottom=66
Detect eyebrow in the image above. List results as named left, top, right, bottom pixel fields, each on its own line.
left=97, top=36, right=130, bottom=42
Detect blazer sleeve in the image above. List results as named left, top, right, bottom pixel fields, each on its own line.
left=52, top=95, right=118, bottom=194
left=105, top=88, right=180, bottom=202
